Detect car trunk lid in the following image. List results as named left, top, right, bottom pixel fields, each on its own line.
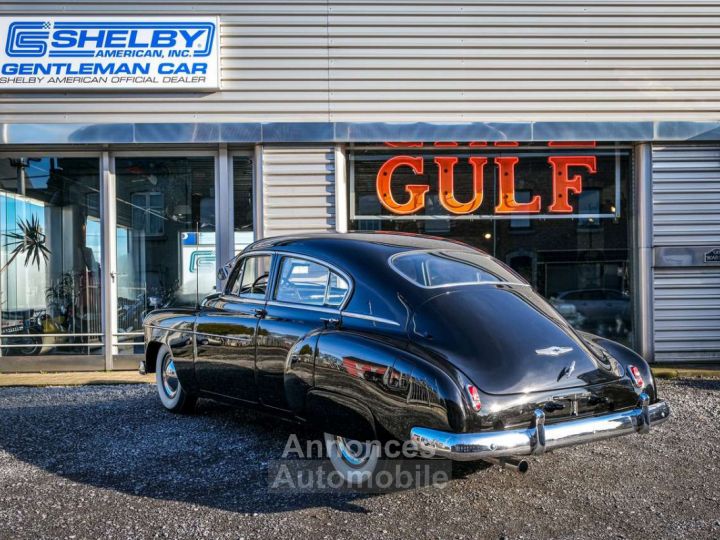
left=410, top=284, right=621, bottom=395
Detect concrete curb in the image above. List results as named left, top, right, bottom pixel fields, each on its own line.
left=0, top=371, right=154, bottom=387
left=651, top=367, right=720, bottom=380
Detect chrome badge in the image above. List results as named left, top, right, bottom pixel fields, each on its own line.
left=535, top=346, right=573, bottom=357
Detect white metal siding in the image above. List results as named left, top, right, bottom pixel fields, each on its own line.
left=652, top=146, right=720, bottom=247
left=6, top=2, right=720, bottom=122
left=652, top=145, right=720, bottom=362
left=261, top=147, right=335, bottom=237
left=653, top=269, right=720, bottom=362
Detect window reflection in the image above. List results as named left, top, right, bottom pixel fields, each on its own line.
left=233, top=156, right=254, bottom=254
left=115, top=157, right=215, bottom=354
left=0, top=157, right=102, bottom=357
left=349, top=146, right=634, bottom=346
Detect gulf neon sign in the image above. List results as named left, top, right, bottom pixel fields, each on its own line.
left=373, top=141, right=602, bottom=218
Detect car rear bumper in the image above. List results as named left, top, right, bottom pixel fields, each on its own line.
left=410, top=393, right=670, bottom=461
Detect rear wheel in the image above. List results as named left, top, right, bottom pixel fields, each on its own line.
left=155, top=345, right=196, bottom=413
left=323, top=432, right=381, bottom=485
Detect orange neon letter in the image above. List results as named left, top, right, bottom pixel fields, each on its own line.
left=548, top=156, right=597, bottom=213
left=435, top=156, right=486, bottom=214
left=376, top=156, right=428, bottom=215
left=494, top=156, right=541, bottom=213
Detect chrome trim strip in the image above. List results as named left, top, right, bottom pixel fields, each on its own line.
left=266, top=300, right=340, bottom=315
left=341, top=312, right=401, bottom=326
left=144, top=323, right=252, bottom=343
left=230, top=297, right=266, bottom=305
left=410, top=397, right=670, bottom=461
left=4, top=121, right=720, bottom=145
left=197, top=331, right=252, bottom=342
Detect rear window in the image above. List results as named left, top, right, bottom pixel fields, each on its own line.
left=390, top=249, right=526, bottom=288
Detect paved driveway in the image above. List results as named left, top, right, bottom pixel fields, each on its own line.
left=0, top=379, right=718, bottom=539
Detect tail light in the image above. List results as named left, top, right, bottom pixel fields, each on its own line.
left=466, top=384, right=482, bottom=411
left=628, top=365, right=644, bottom=388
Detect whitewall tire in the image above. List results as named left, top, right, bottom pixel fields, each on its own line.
left=155, top=345, right=196, bottom=413
left=324, top=432, right=381, bottom=485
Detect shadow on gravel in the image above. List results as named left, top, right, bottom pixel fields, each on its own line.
left=0, top=387, right=388, bottom=515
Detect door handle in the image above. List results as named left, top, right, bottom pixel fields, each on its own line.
left=253, top=308, right=267, bottom=319
left=320, top=317, right=340, bottom=328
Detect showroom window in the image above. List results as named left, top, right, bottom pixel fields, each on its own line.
left=114, top=156, right=215, bottom=354
left=349, top=143, right=635, bottom=347
left=0, top=156, right=102, bottom=357
left=233, top=155, right=254, bottom=254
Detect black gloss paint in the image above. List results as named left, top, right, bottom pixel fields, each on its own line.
left=143, top=232, right=655, bottom=442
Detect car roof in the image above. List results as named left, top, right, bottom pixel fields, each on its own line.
left=243, top=233, right=483, bottom=310
left=247, top=232, right=473, bottom=251
left=244, top=232, right=478, bottom=262
left=239, top=233, right=499, bottom=327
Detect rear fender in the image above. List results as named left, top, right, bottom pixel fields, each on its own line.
left=582, top=333, right=657, bottom=402
left=305, top=390, right=376, bottom=441
left=313, top=330, right=467, bottom=441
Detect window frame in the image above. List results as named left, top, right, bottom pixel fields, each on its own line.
left=389, top=249, right=529, bottom=290
left=270, top=253, right=354, bottom=311
left=274, top=256, right=331, bottom=307
left=225, top=251, right=274, bottom=302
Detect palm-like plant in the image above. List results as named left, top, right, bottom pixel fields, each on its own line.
left=1, top=215, right=51, bottom=273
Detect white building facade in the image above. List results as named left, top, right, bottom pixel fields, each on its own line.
left=1, top=1, right=719, bottom=370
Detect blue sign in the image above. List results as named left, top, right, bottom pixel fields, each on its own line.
left=0, top=16, right=220, bottom=90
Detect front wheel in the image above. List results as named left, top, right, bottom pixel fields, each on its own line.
left=323, top=432, right=381, bottom=485
left=155, top=345, right=196, bottom=413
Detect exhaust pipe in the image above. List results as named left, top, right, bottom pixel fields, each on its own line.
left=483, top=457, right=529, bottom=474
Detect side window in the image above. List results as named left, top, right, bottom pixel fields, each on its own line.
left=276, top=258, right=329, bottom=306
left=275, top=257, right=351, bottom=308
left=230, top=255, right=272, bottom=299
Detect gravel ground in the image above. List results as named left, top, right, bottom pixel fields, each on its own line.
left=0, top=379, right=718, bottom=539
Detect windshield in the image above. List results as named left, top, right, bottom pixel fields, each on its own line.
left=390, top=249, right=527, bottom=288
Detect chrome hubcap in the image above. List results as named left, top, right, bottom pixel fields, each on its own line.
left=161, top=355, right=179, bottom=399
left=335, top=436, right=371, bottom=467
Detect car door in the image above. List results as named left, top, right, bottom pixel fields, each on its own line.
left=256, top=255, right=351, bottom=411
left=194, top=253, right=273, bottom=403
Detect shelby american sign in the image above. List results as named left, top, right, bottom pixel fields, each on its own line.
left=0, top=17, right=219, bottom=90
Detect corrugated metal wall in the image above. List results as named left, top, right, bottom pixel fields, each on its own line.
left=652, top=145, right=720, bottom=362
left=652, top=146, right=720, bottom=246
left=261, top=147, right=336, bottom=237
left=653, top=269, right=720, bottom=362
left=4, top=1, right=720, bottom=122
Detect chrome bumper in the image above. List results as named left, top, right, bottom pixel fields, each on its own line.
left=410, top=393, right=670, bottom=461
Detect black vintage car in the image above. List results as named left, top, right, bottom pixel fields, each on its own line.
left=142, top=233, right=669, bottom=478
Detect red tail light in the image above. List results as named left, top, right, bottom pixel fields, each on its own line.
left=628, top=365, right=644, bottom=388
left=466, top=385, right=482, bottom=411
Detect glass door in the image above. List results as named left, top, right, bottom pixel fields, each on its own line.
left=113, top=155, right=216, bottom=355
